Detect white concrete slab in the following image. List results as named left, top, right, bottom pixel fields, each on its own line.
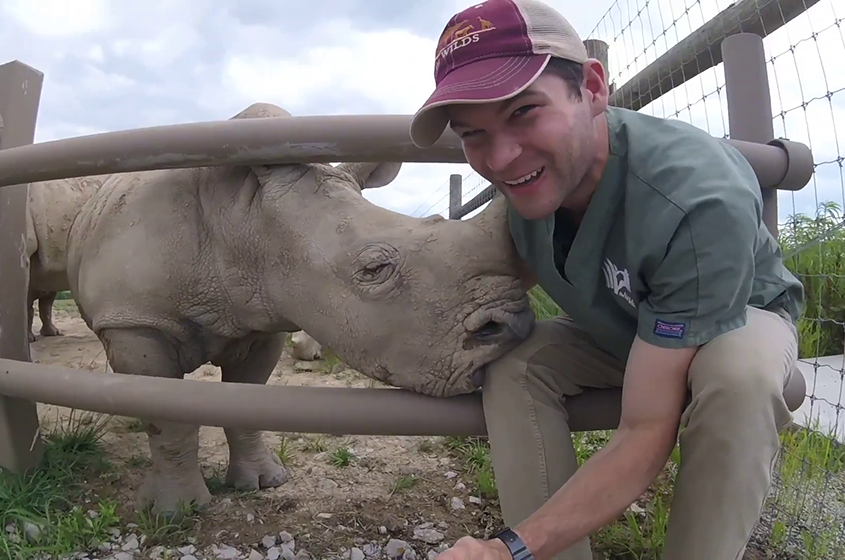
left=794, top=354, right=845, bottom=443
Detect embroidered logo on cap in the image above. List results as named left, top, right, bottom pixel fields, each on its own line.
left=436, top=15, right=499, bottom=73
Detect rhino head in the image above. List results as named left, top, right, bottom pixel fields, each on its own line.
left=234, top=105, right=534, bottom=397
left=250, top=161, right=533, bottom=396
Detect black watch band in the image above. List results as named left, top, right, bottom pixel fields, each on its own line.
left=494, top=528, right=534, bottom=560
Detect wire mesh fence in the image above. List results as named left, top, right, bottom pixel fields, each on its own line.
left=440, top=0, right=845, bottom=557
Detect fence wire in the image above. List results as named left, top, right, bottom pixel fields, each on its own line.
left=444, top=0, right=845, bottom=557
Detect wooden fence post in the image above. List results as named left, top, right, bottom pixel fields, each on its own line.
left=0, top=60, right=45, bottom=474
left=448, top=174, right=462, bottom=219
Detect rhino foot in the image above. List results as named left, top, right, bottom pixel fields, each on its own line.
left=137, top=420, right=212, bottom=518
left=40, top=324, right=62, bottom=337
left=137, top=470, right=213, bottom=520
left=224, top=428, right=289, bottom=491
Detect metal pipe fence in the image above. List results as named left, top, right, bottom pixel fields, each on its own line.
left=8, top=61, right=814, bottom=473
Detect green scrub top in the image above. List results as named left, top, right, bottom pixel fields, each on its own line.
left=507, top=106, right=804, bottom=362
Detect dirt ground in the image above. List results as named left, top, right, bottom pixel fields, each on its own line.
left=28, top=303, right=509, bottom=559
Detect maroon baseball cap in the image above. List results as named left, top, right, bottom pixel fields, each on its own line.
left=410, top=0, right=589, bottom=148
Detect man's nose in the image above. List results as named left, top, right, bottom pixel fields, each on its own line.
left=485, top=135, right=522, bottom=173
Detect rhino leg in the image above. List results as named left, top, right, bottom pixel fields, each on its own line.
left=38, top=292, right=62, bottom=337
left=27, top=292, right=36, bottom=343
left=100, top=327, right=212, bottom=518
left=214, top=334, right=289, bottom=491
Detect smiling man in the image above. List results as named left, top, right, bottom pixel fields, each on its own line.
left=409, top=1, right=806, bottom=559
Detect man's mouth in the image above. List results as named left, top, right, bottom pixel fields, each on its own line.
left=502, top=167, right=545, bottom=188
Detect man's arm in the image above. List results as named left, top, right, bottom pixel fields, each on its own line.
left=511, top=337, right=695, bottom=559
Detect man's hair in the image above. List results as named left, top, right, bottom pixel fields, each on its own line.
left=543, top=57, right=584, bottom=101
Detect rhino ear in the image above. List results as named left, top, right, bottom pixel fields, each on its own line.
left=249, top=163, right=312, bottom=188
left=336, top=162, right=402, bottom=190
left=229, top=102, right=291, bottom=120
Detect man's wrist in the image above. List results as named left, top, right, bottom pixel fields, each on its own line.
left=492, top=527, right=534, bottom=560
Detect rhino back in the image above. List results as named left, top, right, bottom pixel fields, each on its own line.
left=67, top=165, right=272, bottom=347
left=28, top=175, right=108, bottom=292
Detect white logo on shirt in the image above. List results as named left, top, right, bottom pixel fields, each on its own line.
left=602, top=258, right=636, bottom=308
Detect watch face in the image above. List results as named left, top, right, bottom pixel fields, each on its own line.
left=495, top=528, right=533, bottom=560
left=498, top=529, right=519, bottom=543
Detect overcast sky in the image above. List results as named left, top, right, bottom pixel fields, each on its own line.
left=1, top=0, right=841, bottom=226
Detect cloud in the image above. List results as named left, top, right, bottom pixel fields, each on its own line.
left=0, top=0, right=614, bottom=218
left=0, top=0, right=838, bottom=224
left=3, top=0, right=112, bottom=37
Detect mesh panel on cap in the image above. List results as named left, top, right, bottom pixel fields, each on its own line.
left=513, top=0, right=588, bottom=63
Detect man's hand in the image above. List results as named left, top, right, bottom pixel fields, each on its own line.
left=436, top=536, right=511, bottom=560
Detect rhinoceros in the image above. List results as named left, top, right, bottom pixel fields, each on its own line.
left=290, top=330, right=323, bottom=361
left=25, top=174, right=110, bottom=341
left=64, top=102, right=535, bottom=516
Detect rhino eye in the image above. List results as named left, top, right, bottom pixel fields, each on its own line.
left=352, top=243, right=401, bottom=296
left=360, top=262, right=390, bottom=281
left=354, top=258, right=394, bottom=285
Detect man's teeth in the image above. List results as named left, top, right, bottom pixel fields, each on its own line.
left=504, top=168, right=543, bottom=186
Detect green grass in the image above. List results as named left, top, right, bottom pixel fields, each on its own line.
left=328, top=446, right=355, bottom=467
left=779, top=201, right=845, bottom=358
left=0, top=411, right=121, bottom=560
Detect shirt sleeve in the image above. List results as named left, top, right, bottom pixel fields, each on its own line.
left=636, top=188, right=763, bottom=349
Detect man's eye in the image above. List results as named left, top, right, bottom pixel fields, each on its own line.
left=512, top=105, right=538, bottom=118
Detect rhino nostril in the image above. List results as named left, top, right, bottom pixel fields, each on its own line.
left=473, top=320, right=505, bottom=341
left=464, top=306, right=535, bottom=350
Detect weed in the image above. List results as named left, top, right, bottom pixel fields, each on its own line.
left=389, top=475, right=420, bottom=496
left=276, top=436, right=295, bottom=466
left=329, top=447, right=355, bottom=467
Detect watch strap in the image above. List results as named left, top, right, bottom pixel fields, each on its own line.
left=493, top=527, right=534, bottom=560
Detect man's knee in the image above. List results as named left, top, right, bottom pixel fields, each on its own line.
left=686, top=307, right=797, bottom=428
left=483, top=317, right=574, bottom=386
left=482, top=315, right=625, bottom=406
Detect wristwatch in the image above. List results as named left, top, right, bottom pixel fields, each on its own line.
left=493, top=527, right=534, bottom=560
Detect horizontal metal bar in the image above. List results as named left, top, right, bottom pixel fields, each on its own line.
left=734, top=137, right=814, bottom=192
left=451, top=137, right=812, bottom=222
left=0, top=114, right=466, bottom=187
left=0, top=358, right=624, bottom=435
left=454, top=185, right=498, bottom=220
left=0, top=115, right=813, bottom=191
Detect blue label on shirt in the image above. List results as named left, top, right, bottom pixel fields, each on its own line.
left=654, top=319, right=686, bottom=338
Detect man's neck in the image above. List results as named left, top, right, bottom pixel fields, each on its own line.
left=560, top=112, right=611, bottom=221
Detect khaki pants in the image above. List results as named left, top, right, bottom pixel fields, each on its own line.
left=481, top=305, right=798, bottom=560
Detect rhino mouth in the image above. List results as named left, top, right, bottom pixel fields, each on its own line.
left=357, top=299, right=535, bottom=398
left=470, top=368, right=487, bottom=388
left=462, top=304, right=534, bottom=351
left=447, top=303, right=536, bottom=394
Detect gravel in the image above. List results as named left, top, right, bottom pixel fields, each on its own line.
left=23, top=519, right=462, bottom=560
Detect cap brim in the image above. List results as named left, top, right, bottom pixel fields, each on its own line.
left=410, top=54, right=551, bottom=148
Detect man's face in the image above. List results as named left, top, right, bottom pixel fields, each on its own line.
left=446, top=61, right=608, bottom=220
